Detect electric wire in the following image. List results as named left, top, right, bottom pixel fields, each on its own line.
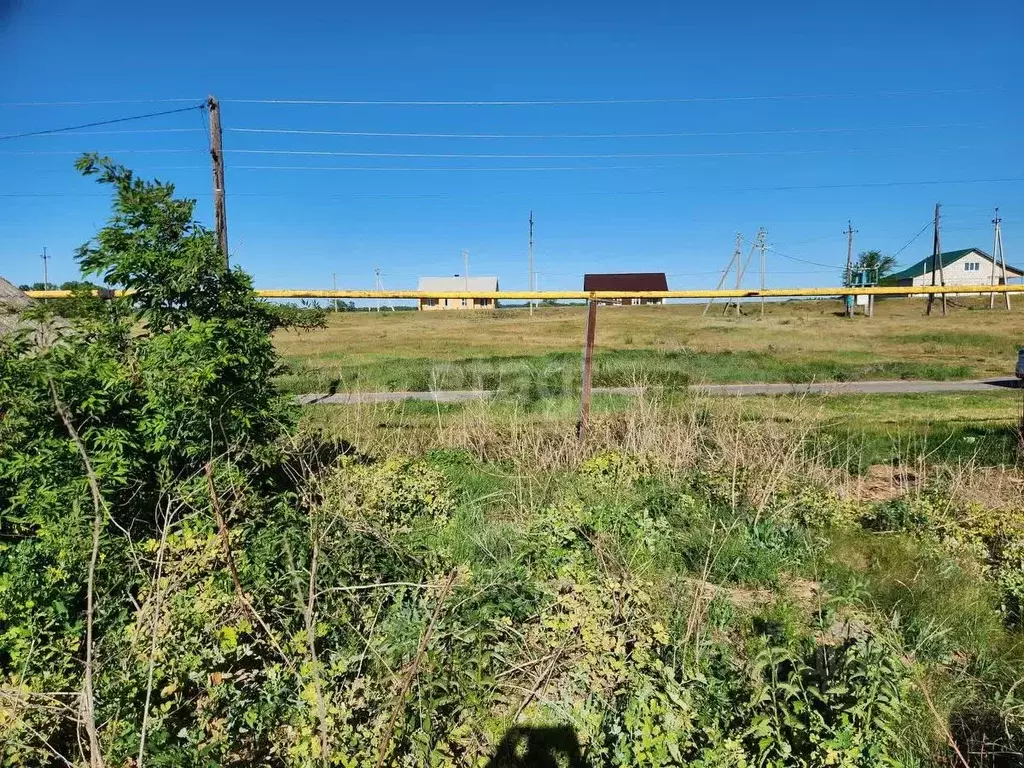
left=221, top=88, right=1005, bottom=106
left=221, top=145, right=981, bottom=160
left=227, top=122, right=992, bottom=140
left=0, top=104, right=207, bottom=141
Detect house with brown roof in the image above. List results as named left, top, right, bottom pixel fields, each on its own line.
left=582, top=273, right=668, bottom=305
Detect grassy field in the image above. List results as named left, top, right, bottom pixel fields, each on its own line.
left=275, top=298, right=1024, bottom=393
left=303, top=388, right=1024, bottom=472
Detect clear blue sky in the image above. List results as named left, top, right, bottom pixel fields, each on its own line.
left=1, top=0, right=1021, bottom=294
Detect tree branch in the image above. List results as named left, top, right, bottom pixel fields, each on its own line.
left=137, top=499, right=173, bottom=767
left=375, top=569, right=458, bottom=768
left=204, top=463, right=298, bottom=679
left=49, top=380, right=105, bottom=768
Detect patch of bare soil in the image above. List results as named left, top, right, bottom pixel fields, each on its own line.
left=854, top=464, right=920, bottom=503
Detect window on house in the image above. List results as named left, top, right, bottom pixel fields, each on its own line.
left=423, top=298, right=438, bottom=307
left=473, top=298, right=488, bottom=307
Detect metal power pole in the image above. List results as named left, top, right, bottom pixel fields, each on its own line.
left=726, top=237, right=757, bottom=316
left=926, top=203, right=947, bottom=316
left=758, top=228, right=767, bottom=317
left=844, top=221, right=856, bottom=318
left=374, top=268, right=381, bottom=312
left=528, top=211, right=535, bottom=316
left=990, top=208, right=1011, bottom=310
left=40, top=246, right=50, bottom=289
left=207, top=96, right=229, bottom=266
left=705, top=233, right=741, bottom=317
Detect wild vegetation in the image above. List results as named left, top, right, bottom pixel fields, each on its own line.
left=2, top=159, right=1023, bottom=767
left=274, top=299, right=1024, bottom=394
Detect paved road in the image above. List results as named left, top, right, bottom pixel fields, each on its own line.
left=298, top=378, right=1022, bottom=405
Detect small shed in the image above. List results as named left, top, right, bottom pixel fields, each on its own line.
left=417, top=275, right=499, bottom=310
left=583, top=273, right=668, bottom=305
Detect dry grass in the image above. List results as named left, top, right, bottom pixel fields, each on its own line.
left=276, top=298, right=1024, bottom=380
left=302, top=388, right=1024, bottom=511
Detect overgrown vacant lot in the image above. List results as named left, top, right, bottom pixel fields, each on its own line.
left=6, top=159, right=1024, bottom=766
left=274, top=300, right=1024, bottom=393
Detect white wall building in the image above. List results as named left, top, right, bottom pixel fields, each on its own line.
left=885, top=248, right=1022, bottom=296
left=417, top=276, right=499, bottom=310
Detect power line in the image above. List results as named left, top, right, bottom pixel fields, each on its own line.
left=6, top=176, right=1023, bottom=196
left=221, top=87, right=1004, bottom=107
left=227, top=121, right=992, bottom=140
left=221, top=145, right=983, bottom=160
left=0, top=98, right=203, bottom=107
left=9, top=127, right=205, bottom=137
left=0, top=104, right=206, bottom=141
left=774, top=232, right=848, bottom=248
left=767, top=248, right=844, bottom=270
left=233, top=164, right=679, bottom=172
left=891, top=219, right=935, bottom=259
left=0, top=149, right=202, bottom=155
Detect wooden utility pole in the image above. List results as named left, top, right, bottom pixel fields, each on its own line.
left=990, top=208, right=1011, bottom=310
left=926, top=203, right=947, bottom=316
left=40, top=246, right=49, bottom=289
left=704, top=233, right=742, bottom=317
left=576, top=300, right=598, bottom=440
left=844, top=221, right=856, bottom=318
left=332, top=273, right=338, bottom=312
left=207, top=96, right=229, bottom=266
left=528, top=211, right=535, bottom=316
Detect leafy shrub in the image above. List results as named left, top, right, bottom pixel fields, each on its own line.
left=319, top=455, right=453, bottom=539
left=580, top=449, right=656, bottom=485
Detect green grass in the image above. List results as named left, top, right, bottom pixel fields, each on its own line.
left=812, top=421, right=1022, bottom=471
left=275, top=300, right=1024, bottom=394
left=278, top=347, right=976, bottom=394
left=406, top=444, right=1024, bottom=763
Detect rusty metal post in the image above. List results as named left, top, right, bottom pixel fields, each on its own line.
left=576, top=300, right=598, bottom=440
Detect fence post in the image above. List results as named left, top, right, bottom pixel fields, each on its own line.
left=576, top=300, right=598, bottom=440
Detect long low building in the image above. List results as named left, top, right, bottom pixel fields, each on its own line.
left=883, top=248, right=1023, bottom=296
left=417, top=275, right=499, bottom=310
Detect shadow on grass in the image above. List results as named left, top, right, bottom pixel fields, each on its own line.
left=811, top=422, right=1022, bottom=472
left=485, top=726, right=584, bottom=768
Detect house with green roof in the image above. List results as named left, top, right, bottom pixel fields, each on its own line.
left=880, top=247, right=1022, bottom=296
